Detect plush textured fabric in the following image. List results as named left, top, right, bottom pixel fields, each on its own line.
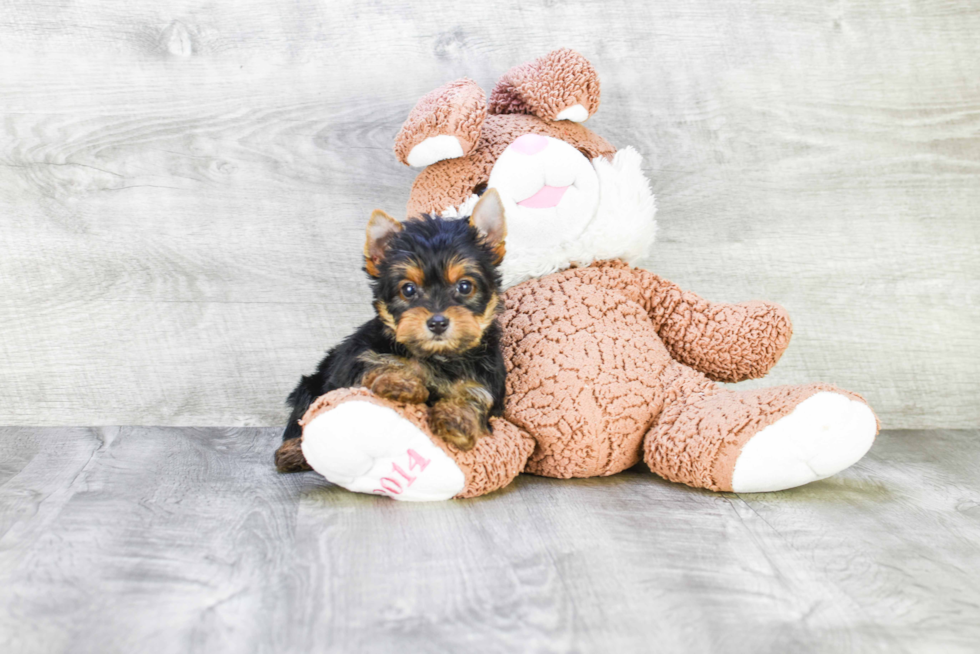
left=499, top=263, right=671, bottom=478
left=596, top=261, right=793, bottom=383
left=499, top=260, right=800, bottom=481
left=488, top=48, right=601, bottom=121
left=447, top=418, right=536, bottom=499
left=394, top=78, right=487, bottom=166
left=300, top=387, right=535, bottom=499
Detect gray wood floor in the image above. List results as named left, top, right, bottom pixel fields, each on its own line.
left=1, top=427, right=978, bottom=654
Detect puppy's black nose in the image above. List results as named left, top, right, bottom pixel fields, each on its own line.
left=426, top=314, right=450, bottom=335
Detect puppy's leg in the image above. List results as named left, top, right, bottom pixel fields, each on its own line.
left=359, top=353, right=431, bottom=404
left=276, top=374, right=322, bottom=473
left=429, top=380, right=494, bottom=451
left=275, top=437, right=312, bottom=473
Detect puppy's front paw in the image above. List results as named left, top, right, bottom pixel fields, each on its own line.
left=429, top=402, right=485, bottom=451
left=364, top=369, right=430, bottom=404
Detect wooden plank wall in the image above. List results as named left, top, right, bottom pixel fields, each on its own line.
left=1, top=1, right=978, bottom=428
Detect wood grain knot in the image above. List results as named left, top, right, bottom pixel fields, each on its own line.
left=160, top=21, right=193, bottom=57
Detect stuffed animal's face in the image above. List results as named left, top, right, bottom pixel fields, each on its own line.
left=394, top=49, right=657, bottom=288
left=488, top=132, right=600, bottom=254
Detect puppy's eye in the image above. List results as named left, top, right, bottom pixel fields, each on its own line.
left=472, top=182, right=488, bottom=196
left=400, top=282, right=418, bottom=300
left=456, top=279, right=474, bottom=296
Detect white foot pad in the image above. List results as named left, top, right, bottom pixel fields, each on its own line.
left=731, top=392, right=877, bottom=493
left=301, top=401, right=465, bottom=501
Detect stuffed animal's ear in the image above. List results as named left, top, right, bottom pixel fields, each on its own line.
left=469, top=189, right=507, bottom=264
left=488, top=48, right=600, bottom=123
left=394, top=78, right=487, bottom=168
left=364, top=209, right=402, bottom=277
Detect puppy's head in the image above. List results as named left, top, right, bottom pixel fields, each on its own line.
left=364, top=190, right=507, bottom=357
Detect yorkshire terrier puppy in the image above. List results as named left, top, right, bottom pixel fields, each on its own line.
left=275, top=190, right=508, bottom=473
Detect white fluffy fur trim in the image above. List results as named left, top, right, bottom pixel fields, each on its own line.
left=576, top=147, right=658, bottom=265
left=441, top=193, right=480, bottom=220
left=441, top=146, right=657, bottom=288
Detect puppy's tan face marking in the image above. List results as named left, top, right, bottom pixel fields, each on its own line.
left=394, top=306, right=473, bottom=356
left=441, top=305, right=484, bottom=352
left=444, top=258, right=468, bottom=285
left=394, top=263, right=425, bottom=287
left=390, top=298, right=499, bottom=357
left=375, top=301, right=397, bottom=332
left=394, top=306, right=434, bottom=351
left=476, top=293, right=500, bottom=332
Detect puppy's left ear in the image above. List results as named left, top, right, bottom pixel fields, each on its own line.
left=469, top=189, right=507, bottom=265
left=364, top=209, right=402, bottom=277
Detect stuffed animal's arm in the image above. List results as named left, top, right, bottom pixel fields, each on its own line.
left=628, top=267, right=793, bottom=383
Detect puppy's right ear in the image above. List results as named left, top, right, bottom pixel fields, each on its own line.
left=364, top=210, right=402, bottom=277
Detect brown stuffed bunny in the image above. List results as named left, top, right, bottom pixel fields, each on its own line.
left=297, top=49, right=878, bottom=501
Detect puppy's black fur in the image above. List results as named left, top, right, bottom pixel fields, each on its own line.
left=276, top=192, right=507, bottom=473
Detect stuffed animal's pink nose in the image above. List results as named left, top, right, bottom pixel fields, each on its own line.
left=510, top=133, right=548, bottom=156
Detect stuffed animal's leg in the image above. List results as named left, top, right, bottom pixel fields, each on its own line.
left=298, top=388, right=534, bottom=501
left=644, top=363, right=879, bottom=493
left=625, top=266, right=794, bottom=383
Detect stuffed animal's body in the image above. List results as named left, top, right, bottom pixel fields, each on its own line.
left=297, top=50, right=878, bottom=500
